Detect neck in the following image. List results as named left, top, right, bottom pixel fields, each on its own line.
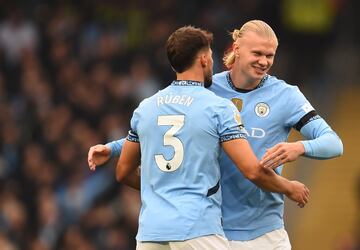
left=176, top=69, right=204, bottom=83
left=230, top=65, right=261, bottom=90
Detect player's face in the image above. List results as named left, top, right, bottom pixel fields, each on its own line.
left=235, top=31, right=277, bottom=84
left=203, top=48, right=213, bottom=88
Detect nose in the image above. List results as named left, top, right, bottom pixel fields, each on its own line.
left=258, top=56, right=267, bottom=66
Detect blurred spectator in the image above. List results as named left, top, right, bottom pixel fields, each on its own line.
left=0, top=8, right=38, bottom=97
left=0, top=232, right=17, bottom=250
left=128, top=55, right=160, bottom=101
left=0, top=9, right=38, bottom=66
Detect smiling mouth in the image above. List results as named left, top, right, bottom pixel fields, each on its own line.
left=254, top=67, right=266, bottom=74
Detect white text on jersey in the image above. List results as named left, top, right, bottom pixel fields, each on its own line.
left=157, top=95, right=194, bottom=107
left=242, top=127, right=266, bottom=138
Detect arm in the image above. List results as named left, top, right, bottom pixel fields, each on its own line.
left=87, top=139, right=125, bottom=171
left=107, top=138, right=126, bottom=158
left=116, top=139, right=141, bottom=190
left=222, top=138, right=309, bottom=207
left=300, top=118, right=343, bottom=159
left=121, top=167, right=141, bottom=190
left=261, top=118, right=343, bottom=169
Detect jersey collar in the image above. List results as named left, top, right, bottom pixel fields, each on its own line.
left=226, top=71, right=268, bottom=93
left=171, top=80, right=204, bottom=87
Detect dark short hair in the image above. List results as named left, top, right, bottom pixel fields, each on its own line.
left=166, top=26, right=213, bottom=73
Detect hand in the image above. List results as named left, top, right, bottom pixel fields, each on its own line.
left=260, top=142, right=305, bottom=169
left=88, top=144, right=111, bottom=171
left=285, top=181, right=310, bottom=208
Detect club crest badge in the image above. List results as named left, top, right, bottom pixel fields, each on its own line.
left=255, top=102, right=270, bottom=117
left=231, top=98, right=243, bottom=112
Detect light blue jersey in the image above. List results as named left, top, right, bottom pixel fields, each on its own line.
left=107, top=72, right=342, bottom=241
left=209, top=71, right=341, bottom=240
left=127, top=80, right=246, bottom=242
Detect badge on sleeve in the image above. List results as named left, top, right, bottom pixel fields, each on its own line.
left=301, top=103, right=314, bottom=113
left=231, top=98, right=243, bottom=112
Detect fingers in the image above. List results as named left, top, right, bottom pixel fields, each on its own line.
left=262, top=144, right=281, bottom=159
left=302, top=192, right=309, bottom=204
left=261, top=153, right=286, bottom=169
left=88, top=152, right=97, bottom=171
left=297, top=186, right=310, bottom=208
left=260, top=144, right=285, bottom=168
left=87, top=145, right=102, bottom=171
left=304, top=186, right=310, bottom=203
left=297, top=197, right=306, bottom=208
left=266, top=143, right=281, bottom=153
left=88, top=161, right=97, bottom=171
left=88, top=147, right=95, bottom=170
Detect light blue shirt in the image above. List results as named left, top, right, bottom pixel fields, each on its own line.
left=209, top=71, right=342, bottom=240
left=127, top=80, right=246, bottom=241
left=108, top=72, right=342, bottom=241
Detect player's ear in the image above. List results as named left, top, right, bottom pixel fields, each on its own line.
left=233, top=43, right=240, bottom=57
left=200, top=53, right=207, bottom=68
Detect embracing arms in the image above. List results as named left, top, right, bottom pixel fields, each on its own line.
left=261, top=118, right=343, bottom=169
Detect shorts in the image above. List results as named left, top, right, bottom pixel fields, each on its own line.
left=137, top=234, right=230, bottom=250
left=229, top=228, right=291, bottom=250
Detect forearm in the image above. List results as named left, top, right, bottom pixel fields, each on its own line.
left=251, top=168, right=291, bottom=194
left=300, top=119, right=343, bottom=159
left=106, top=138, right=126, bottom=158
left=122, top=167, right=141, bottom=190
left=222, top=139, right=291, bottom=194
left=116, top=140, right=140, bottom=183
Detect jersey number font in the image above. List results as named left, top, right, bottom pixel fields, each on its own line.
left=155, top=115, right=185, bottom=172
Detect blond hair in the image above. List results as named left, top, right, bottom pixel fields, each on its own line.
left=223, top=20, right=278, bottom=69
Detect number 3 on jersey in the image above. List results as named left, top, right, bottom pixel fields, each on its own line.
left=155, top=115, right=185, bottom=172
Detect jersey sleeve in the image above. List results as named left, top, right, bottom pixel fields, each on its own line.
left=283, top=86, right=343, bottom=159
left=106, top=138, right=126, bottom=157
left=284, top=86, right=321, bottom=130
left=217, top=99, right=247, bottom=142
left=127, top=108, right=140, bottom=143
left=299, top=117, right=343, bottom=159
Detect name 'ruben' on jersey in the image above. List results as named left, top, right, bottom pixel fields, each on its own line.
left=127, top=80, right=246, bottom=242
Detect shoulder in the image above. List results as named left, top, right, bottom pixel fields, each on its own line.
left=212, top=71, right=229, bottom=86
left=201, top=87, right=229, bottom=102
left=136, top=96, right=152, bottom=110
left=266, top=74, right=304, bottom=95
left=140, top=87, right=167, bottom=104
left=266, top=75, right=314, bottom=118
left=213, top=71, right=228, bottom=80
left=135, top=88, right=164, bottom=113
left=195, top=87, right=234, bottom=112
left=211, top=93, right=237, bottom=112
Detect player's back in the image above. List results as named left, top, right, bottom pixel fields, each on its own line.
left=130, top=80, right=241, bottom=241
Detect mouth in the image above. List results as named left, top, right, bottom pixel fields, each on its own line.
left=253, top=66, right=267, bottom=75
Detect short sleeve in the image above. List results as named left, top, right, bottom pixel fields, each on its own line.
left=284, top=86, right=320, bottom=129
left=127, top=108, right=140, bottom=143
left=217, top=99, right=247, bottom=142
